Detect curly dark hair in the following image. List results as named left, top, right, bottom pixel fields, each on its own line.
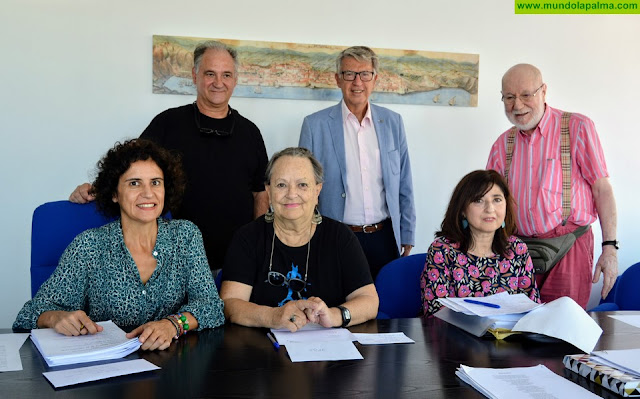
left=437, top=170, right=516, bottom=256
left=90, top=139, right=186, bottom=218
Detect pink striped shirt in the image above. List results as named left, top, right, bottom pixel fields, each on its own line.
left=486, top=105, right=609, bottom=237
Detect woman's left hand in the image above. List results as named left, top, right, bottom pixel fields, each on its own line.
left=126, top=319, right=176, bottom=351
left=303, top=297, right=341, bottom=328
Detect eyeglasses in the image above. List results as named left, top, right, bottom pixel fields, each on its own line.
left=340, top=70, right=375, bottom=82
left=265, top=225, right=310, bottom=294
left=501, top=84, right=544, bottom=105
left=266, top=271, right=307, bottom=293
left=192, top=102, right=235, bottom=137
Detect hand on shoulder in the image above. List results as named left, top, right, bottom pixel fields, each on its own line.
left=69, top=183, right=95, bottom=204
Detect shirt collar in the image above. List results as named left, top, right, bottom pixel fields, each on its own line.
left=519, top=103, right=550, bottom=138
left=341, top=100, right=372, bottom=126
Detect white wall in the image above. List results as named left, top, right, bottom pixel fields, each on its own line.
left=1, top=0, right=638, bottom=327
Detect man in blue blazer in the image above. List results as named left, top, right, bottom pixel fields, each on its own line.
left=299, top=46, right=416, bottom=279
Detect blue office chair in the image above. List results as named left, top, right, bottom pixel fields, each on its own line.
left=588, top=276, right=620, bottom=312
left=374, top=253, right=426, bottom=319
left=589, top=261, right=640, bottom=311
left=612, top=261, right=640, bottom=310
left=31, top=200, right=174, bottom=297
left=31, top=201, right=116, bottom=297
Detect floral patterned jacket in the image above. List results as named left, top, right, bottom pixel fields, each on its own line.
left=420, top=236, right=540, bottom=317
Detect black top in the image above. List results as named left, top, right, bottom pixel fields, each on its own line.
left=141, top=104, right=268, bottom=269
left=223, top=217, right=373, bottom=308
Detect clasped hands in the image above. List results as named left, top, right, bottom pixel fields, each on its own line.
left=39, top=310, right=177, bottom=351
left=272, top=297, right=341, bottom=332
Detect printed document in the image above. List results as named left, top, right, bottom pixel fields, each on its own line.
left=43, top=359, right=159, bottom=387
left=285, top=340, right=363, bottom=362
left=31, top=320, right=141, bottom=367
left=0, top=333, right=30, bottom=372
left=271, top=323, right=356, bottom=345
left=457, top=364, right=601, bottom=399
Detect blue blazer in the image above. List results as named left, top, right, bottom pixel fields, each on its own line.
left=299, top=102, right=416, bottom=250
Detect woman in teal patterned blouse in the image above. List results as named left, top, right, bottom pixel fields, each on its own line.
left=14, top=139, right=224, bottom=350
left=420, top=170, right=540, bottom=317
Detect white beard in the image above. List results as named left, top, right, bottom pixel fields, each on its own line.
left=506, top=106, right=544, bottom=132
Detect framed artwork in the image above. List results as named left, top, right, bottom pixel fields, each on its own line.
left=153, top=35, right=479, bottom=107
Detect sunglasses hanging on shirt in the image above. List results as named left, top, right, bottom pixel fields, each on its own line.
left=192, top=101, right=235, bottom=137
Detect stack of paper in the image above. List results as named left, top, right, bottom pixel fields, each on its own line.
left=591, top=348, right=640, bottom=376
left=437, top=292, right=540, bottom=334
left=456, top=364, right=601, bottom=399
left=30, top=320, right=141, bottom=367
left=435, top=294, right=602, bottom=352
left=438, top=292, right=542, bottom=317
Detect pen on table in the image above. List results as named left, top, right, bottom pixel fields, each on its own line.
left=463, top=299, right=501, bottom=309
left=267, top=332, right=280, bottom=350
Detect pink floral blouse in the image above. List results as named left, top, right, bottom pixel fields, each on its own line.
left=420, top=236, right=540, bottom=317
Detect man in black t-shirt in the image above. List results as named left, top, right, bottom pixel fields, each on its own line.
left=70, top=41, right=269, bottom=270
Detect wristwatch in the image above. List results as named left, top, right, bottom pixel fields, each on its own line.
left=337, top=305, right=351, bottom=328
left=602, top=240, right=620, bottom=250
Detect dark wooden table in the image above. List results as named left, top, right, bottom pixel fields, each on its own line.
left=2, top=312, right=639, bottom=398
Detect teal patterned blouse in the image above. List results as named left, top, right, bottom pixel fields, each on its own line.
left=14, top=218, right=225, bottom=330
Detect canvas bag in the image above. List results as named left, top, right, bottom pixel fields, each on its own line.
left=520, top=225, right=590, bottom=274
left=505, top=112, right=587, bottom=274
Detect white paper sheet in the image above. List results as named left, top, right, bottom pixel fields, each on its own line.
left=438, top=292, right=542, bottom=317
left=271, top=323, right=356, bottom=345
left=353, top=332, right=415, bottom=345
left=42, top=359, right=159, bottom=388
left=512, top=296, right=602, bottom=353
left=456, top=364, right=601, bottom=399
left=0, top=333, right=30, bottom=372
left=591, top=348, right=640, bottom=377
left=285, top=340, right=363, bottom=362
left=609, top=314, right=640, bottom=329
left=30, top=320, right=141, bottom=367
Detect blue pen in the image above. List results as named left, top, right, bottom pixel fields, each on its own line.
left=464, top=299, right=501, bottom=309
left=267, top=332, right=280, bottom=350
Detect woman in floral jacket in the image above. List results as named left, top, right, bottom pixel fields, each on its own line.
left=421, top=170, right=540, bottom=317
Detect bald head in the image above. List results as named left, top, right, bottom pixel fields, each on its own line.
left=501, top=64, right=547, bottom=134
left=502, top=64, right=543, bottom=89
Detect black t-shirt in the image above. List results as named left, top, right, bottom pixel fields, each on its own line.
left=140, top=104, right=268, bottom=269
left=223, top=217, right=373, bottom=308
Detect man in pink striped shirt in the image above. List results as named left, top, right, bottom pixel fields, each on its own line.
left=486, top=64, right=618, bottom=308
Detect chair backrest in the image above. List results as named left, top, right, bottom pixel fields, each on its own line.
left=31, top=201, right=116, bottom=297
left=614, top=261, right=640, bottom=311
left=588, top=275, right=620, bottom=311
left=374, top=253, right=426, bottom=319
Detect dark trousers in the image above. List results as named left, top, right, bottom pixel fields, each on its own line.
left=354, top=220, right=399, bottom=280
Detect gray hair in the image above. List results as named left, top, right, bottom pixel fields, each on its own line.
left=335, top=46, right=379, bottom=75
left=193, top=40, right=238, bottom=74
left=265, top=147, right=324, bottom=185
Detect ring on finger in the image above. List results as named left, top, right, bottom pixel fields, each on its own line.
left=289, top=314, right=297, bottom=323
